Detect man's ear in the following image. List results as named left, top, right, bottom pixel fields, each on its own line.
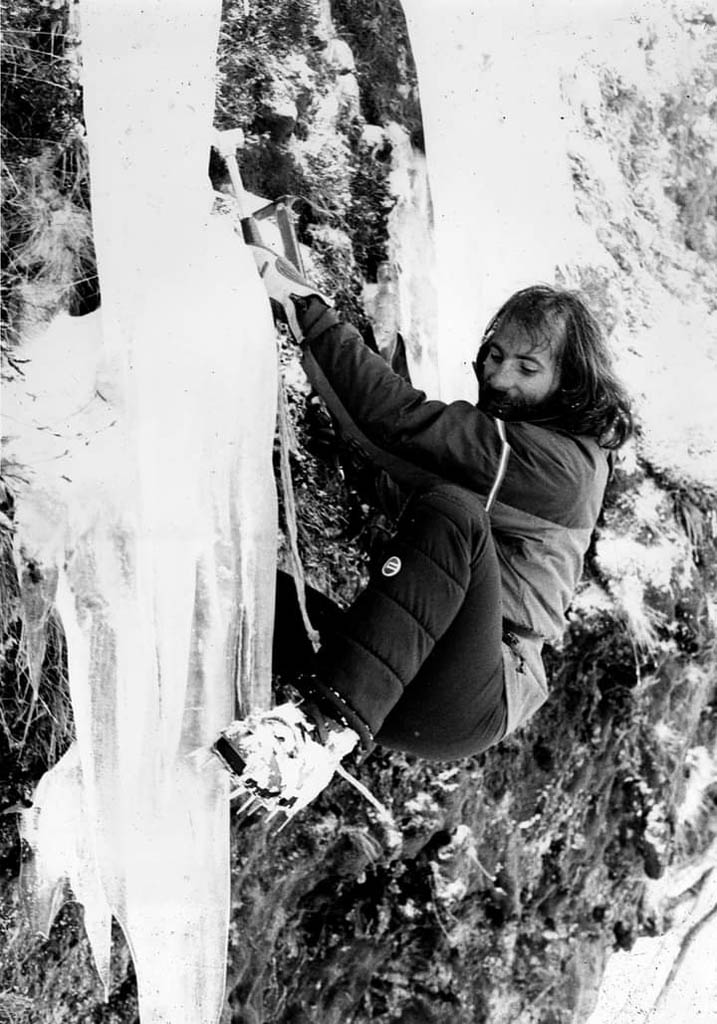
left=473, top=344, right=488, bottom=381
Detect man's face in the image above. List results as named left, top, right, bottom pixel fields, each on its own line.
left=475, top=322, right=562, bottom=421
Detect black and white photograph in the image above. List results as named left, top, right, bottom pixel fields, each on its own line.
left=1, top=1, right=716, bottom=1021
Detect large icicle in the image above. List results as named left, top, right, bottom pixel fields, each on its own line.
left=8, top=1, right=277, bottom=1020
left=384, top=122, right=440, bottom=395
left=400, top=0, right=589, bottom=400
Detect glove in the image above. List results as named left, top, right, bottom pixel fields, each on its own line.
left=251, top=244, right=332, bottom=343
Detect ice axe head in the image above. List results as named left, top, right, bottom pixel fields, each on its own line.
left=212, top=127, right=245, bottom=161
left=212, top=126, right=263, bottom=245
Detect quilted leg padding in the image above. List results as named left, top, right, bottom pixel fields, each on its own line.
left=315, top=483, right=495, bottom=736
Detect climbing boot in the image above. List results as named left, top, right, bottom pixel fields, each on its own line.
left=213, top=702, right=359, bottom=824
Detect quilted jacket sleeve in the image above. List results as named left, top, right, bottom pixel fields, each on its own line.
left=298, top=298, right=506, bottom=497
left=297, top=297, right=608, bottom=528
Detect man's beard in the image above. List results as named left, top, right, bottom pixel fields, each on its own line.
left=478, top=385, right=559, bottom=422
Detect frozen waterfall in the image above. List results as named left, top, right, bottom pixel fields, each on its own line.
left=8, top=1, right=278, bottom=1021
left=401, top=0, right=591, bottom=400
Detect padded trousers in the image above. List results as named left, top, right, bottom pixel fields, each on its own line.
left=274, top=482, right=508, bottom=761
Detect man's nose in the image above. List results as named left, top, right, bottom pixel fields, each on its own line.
left=487, top=363, right=517, bottom=392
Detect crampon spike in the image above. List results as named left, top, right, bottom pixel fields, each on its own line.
left=234, top=793, right=261, bottom=818
left=274, top=805, right=302, bottom=833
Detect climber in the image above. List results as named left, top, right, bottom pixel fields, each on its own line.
left=213, top=247, right=634, bottom=820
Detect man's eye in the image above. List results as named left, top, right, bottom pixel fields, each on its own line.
left=520, top=364, right=539, bottom=375
left=488, top=348, right=503, bottom=362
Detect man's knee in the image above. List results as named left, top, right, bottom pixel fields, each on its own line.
left=403, top=483, right=492, bottom=558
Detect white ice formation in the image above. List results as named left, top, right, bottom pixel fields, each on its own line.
left=6, top=1, right=278, bottom=1020
left=401, top=0, right=583, bottom=400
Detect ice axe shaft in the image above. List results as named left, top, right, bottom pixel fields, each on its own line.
left=213, top=128, right=314, bottom=275
left=212, top=127, right=263, bottom=246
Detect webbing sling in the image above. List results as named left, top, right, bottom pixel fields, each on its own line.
left=300, top=345, right=511, bottom=512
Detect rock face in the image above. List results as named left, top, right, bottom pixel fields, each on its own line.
left=1, top=2, right=716, bottom=1023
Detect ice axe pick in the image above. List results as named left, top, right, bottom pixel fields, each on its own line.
left=212, top=127, right=263, bottom=246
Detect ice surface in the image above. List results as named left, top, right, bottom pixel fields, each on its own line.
left=8, top=1, right=278, bottom=1020
left=401, top=0, right=584, bottom=400
left=586, top=840, right=717, bottom=1023
left=384, top=122, right=440, bottom=395
left=400, top=0, right=679, bottom=400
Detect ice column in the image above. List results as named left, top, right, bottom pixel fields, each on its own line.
left=384, top=122, right=440, bottom=395
left=400, top=0, right=584, bottom=400
left=12, top=1, right=278, bottom=1021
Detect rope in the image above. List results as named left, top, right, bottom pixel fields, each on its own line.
left=276, top=372, right=321, bottom=653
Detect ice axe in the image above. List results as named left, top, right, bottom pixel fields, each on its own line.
left=212, top=126, right=310, bottom=273
left=212, top=127, right=264, bottom=246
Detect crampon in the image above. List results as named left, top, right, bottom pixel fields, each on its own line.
left=212, top=702, right=390, bottom=829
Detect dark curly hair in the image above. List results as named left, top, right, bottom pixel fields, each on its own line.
left=476, top=285, right=634, bottom=449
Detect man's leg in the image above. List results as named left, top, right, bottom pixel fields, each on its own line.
left=376, top=576, right=507, bottom=760
left=272, top=569, right=342, bottom=679
left=306, top=483, right=507, bottom=759
left=214, top=488, right=505, bottom=816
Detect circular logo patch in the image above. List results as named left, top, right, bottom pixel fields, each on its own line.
left=381, top=555, right=402, bottom=578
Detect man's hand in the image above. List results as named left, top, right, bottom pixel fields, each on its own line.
left=251, top=245, right=332, bottom=343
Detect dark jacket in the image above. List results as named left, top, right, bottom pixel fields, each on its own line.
left=299, top=299, right=611, bottom=734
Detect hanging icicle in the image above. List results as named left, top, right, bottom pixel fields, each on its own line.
left=10, top=1, right=278, bottom=1020
left=400, top=0, right=584, bottom=400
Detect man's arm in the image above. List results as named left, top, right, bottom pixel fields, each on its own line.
left=250, top=245, right=481, bottom=466
left=297, top=297, right=508, bottom=497
left=254, top=253, right=604, bottom=516
left=298, top=298, right=437, bottom=442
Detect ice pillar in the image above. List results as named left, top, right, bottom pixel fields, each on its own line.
left=13, top=1, right=278, bottom=1021
left=401, top=0, right=583, bottom=399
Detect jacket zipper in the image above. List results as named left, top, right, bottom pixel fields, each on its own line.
left=485, top=417, right=511, bottom=513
